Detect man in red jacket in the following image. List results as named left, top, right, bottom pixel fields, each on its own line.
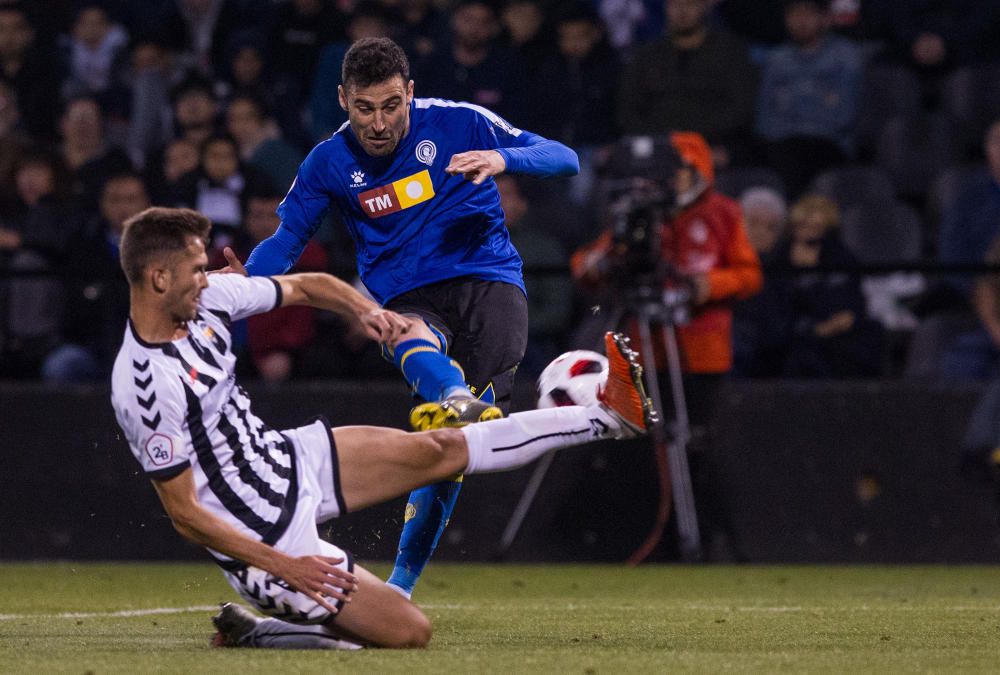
left=572, top=131, right=762, bottom=559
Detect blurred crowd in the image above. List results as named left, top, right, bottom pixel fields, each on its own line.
left=2, top=0, right=1000, bottom=384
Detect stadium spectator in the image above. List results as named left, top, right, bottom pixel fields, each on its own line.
left=242, top=192, right=327, bottom=382
left=864, top=0, right=985, bottom=77
left=0, top=78, right=30, bottom=215
left=617, top=0, right=758, bottom=168
left=740, top=186, right=787, bottom=256
left=0, top=150, right=90, bottom=381
left=393, top=0, right=446, bottom=60
left=156, top=0, right=251, bottom=79
left=147, top=137, right=200, bottom=205
left=169, top=74, right=221, bottom=148
left=413, top=0, right=526, bottom=121
left=754, top=0, right=863, bottom=197
left=266, top=0, right=345, bottom=96
left=960, top=233, right=1000, bottom=470
left=934, top=119, right=1000, bottom=378
left=59, top=3, right=129, bottom=101
left=309, top=2, right=393, bottom=141
left=939, top=119, right=1000, bottom=297
left=225, top=94, right=303, bottom=194
left=58, top=96, right=134, bottom=210
left=501, top=0, right=554, bottom=78
left=571, top=132, right=762, bottom=559
left=143, top=75, right=220, bottom=194
left=122, top=37, right=182, bottom=167
left=597, top=0, right=662, bottom=51
left=529, top=3, right=619, bottom=212
left=171, top=133, right=272, bottom=250
left=770, top=193, right=882, bottom=377
left=496, top=174, right=572, bottom=376
left=0, top=2, right=65, bottom=140
left=732, top=186, right=789, bottom=377
left=64, top=172, right=150, bottom=374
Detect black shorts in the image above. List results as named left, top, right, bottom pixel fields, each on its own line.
left=385, top=278, right=528, bottom=413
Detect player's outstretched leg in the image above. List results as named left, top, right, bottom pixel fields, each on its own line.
left=335, top=333, right=655, bottom=510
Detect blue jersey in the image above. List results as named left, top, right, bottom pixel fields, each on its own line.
left=244, top=98, right=579, bottom=304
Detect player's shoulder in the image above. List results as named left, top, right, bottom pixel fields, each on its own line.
left=309, top=123, right=351, bottom=156
left=414, top=97, right=513, bottom=131
left=110, top=325, right=182, bottom=409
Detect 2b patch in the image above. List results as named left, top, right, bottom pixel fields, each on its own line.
left=357, top=169, right=435, bottom=218
left=144, top=433, right=174, bottom=466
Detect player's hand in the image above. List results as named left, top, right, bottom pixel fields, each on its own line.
left=359, top=308, right=412, bottom=344
left=446, top=150, right=506, bottom=185
left=209, top=247, right=248, bottom=276
left=275, top=554, right=358, bottom=615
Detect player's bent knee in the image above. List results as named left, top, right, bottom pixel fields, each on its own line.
left=397, top=610, right=432, bottom=648
left=422, top=428, right=467, bottom=476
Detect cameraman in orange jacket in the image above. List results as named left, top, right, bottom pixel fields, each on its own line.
left=571, top=131, right=762, bottom=560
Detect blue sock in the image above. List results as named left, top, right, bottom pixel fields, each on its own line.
left=387, top=478, right=464, bottom=594
left=391, top=338, right=469, bottom=402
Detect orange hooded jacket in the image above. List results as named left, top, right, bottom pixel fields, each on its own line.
left=571, top=132, right=762, bottom=373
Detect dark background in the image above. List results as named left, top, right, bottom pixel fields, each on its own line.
left=4, top=379, right=997, bottom=564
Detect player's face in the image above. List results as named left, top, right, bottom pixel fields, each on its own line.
left=339, top=76, right=414, bottom=157
left=163, top=237, right=209, bottom=323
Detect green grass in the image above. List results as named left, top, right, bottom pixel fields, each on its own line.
left=1, top=563, right=999, bottom=673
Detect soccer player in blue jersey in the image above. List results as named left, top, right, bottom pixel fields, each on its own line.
left=240, top=37, right=579, bottom=597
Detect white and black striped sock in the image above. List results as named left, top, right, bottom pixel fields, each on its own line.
left=462, top=405, right=619, bottom=475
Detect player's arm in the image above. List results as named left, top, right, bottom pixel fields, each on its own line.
left=244, top=149, right=331, bottom=276
left=446, top=112, right=579, bottom=184
left=275, top=272, right=411, bottom=344
left=151, top=468, right=356, bottom=614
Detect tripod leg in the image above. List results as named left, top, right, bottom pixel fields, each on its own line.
left=626, top=317, right=675, bottom=565
left=497, top=305, right=630, bottom=556
left=660, top=322, right=702, bottom=562
left=497, top=450, right=557, bottom=556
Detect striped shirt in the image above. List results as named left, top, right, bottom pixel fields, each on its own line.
left=111, top=274, right=295, bottom=553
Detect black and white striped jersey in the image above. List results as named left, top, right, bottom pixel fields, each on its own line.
left=111, top=274, right=297, bottom=550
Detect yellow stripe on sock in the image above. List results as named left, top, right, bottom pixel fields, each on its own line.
left=399, top=345, right=441, bottom=373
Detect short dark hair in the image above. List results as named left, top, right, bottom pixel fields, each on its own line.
left=119, top=207, right=211, bottom=284
left=342, top=37, right=409, bottom=91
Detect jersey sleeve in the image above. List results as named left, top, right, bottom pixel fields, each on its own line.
left=245, top=146, right=332, bottom=275
left=200, top=273, right=282, bottom=321
left=113, top=368, right=191, bottom=481
left=467, top=107, right=579, bottom=178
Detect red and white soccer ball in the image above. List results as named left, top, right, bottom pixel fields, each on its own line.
left=536, top=350, right=609, bottom=408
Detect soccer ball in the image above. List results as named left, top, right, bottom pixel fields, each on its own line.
left=536, top=350, right=608, bottom=408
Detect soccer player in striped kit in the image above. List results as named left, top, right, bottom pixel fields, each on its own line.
left=240, top=36, right=579, bottom=597
left=111, top=206, right=653, bottom=648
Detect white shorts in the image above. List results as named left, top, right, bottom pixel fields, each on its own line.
left=221, top=417, right=353, bottom=625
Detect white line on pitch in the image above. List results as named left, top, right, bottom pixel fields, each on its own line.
left=0, top=605, right=220, bottom=621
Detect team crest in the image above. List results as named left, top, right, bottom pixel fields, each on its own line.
left=144, top=433, right=174, bottom=466
left=415, top=140, right=437, bottom=166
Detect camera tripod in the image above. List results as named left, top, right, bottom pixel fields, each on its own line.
left=499, top=280, right=703, bottom=563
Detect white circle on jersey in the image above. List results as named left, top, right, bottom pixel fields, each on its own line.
left=415, top=140, right=437, bottom=166
left=406, top=181, right=424, bottom=199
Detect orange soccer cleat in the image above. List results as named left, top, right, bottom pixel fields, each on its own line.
left=598, top=332, right=657, bottom=437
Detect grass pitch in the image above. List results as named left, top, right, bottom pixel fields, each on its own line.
left=1, top=563, right=998, bottom=673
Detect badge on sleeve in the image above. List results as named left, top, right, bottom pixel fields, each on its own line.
left=144, top=433, right=174, bottom=466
